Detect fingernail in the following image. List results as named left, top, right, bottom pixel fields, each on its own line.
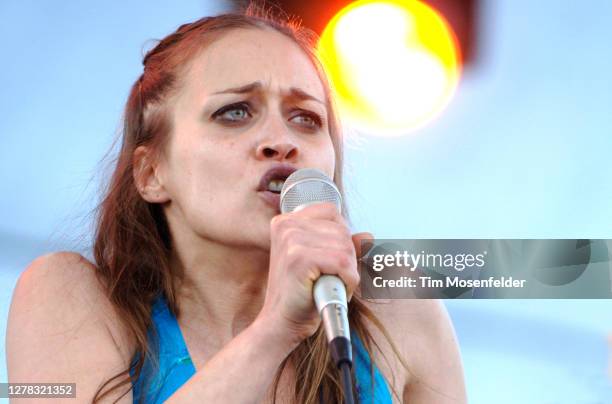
left=361, top=241, right=373, bottom=254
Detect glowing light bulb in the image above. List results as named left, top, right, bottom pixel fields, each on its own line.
left=317, top=0, right=461, bottom=136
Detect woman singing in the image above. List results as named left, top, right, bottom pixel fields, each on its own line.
left=7, top=6, right=466, bottom=403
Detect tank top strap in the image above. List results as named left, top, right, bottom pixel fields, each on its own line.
left=130, top=294, right=195, bottom=403
left=352, top=329, right=393, bottom=403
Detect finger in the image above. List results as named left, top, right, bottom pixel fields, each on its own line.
left=296, top=218, right=352, bottom=240
left=289, top=202, right=345, bottom=224
left=284, top=232, right=355, bottom=255
left=272, top=218, right=352, bottom=250
left=287, top=246, right=359, bottom=298
left=347, top=232, right=373, bottom=302
left=272, top=213, right=350, bottom=244
left=352, top=232, right=374, bottom=258
left=318, top=252, right=359, bottom=299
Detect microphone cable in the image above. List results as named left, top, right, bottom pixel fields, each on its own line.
left=339, top=361, right=355, bottom=404
left=328, top=333, right=355, bottom=404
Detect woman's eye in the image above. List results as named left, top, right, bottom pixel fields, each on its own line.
left=291, top=111, right=322, bottom=129
left=213, top=103, right=252, bottom=123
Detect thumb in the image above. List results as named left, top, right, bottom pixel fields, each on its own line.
left=348, top=232, right=374, bottom=302
left=352, top=232, right=374, bottom=259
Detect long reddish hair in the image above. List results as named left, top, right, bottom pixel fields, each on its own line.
left=92, top=5, right=407, bottom=403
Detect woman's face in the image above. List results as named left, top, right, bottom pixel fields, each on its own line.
left=157, top=28, right=336, bottom=251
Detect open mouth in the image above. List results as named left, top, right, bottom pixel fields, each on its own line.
left=257, top=165, right=297, bottom=195
left=257, top=165, right=297, bottom=210
left=266, top=179, right=284, bottom=194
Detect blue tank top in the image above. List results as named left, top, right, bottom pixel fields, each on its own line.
left=130, top=295, right=392, bottom=403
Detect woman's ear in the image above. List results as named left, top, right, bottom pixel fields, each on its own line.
left=133, top=145, right=171, bottom=203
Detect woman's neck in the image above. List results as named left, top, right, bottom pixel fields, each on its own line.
left=170, top=236, right=270, bottom=344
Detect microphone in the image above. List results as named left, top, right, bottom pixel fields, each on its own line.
left=280, top=168, right=353, bottom=369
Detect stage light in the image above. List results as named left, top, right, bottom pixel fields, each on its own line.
left=316, top=0, right=462, bottom=135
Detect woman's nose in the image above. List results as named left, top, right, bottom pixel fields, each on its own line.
left=255, top=141, right=298, bottom=162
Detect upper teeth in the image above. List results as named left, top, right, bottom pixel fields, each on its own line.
left=268, top=179, right=284, bottom=192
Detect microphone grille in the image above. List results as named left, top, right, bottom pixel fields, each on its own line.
left=280, top=168, right=342, bottom=214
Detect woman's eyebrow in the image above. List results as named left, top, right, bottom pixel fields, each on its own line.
left=212, top=81, right=262, bottom=95
left=211, top=81, right=325, bottom=105
left=288, top=87, right=325, bottom=106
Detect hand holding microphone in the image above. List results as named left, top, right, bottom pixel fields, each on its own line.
left=257, top=168, right=366, bottom=403
left=258, top=170, right=358, bottom=340
left=280, top=168, right=355, bottom=370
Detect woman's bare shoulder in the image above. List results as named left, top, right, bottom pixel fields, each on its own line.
left=358, top=298, right=449, bottom=370
left=362, top=298, right=453, bottom=341
left=360, top=298, right=467, bottom=403
left=10, top=251, right=135, bottom=356
left=6, top=251, right=134, bottom=401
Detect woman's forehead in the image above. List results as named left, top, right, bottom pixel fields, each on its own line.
left=184, top=28, right=326, bottom=101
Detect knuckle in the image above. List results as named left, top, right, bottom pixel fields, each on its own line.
left=340, top=266, right=360, bottom=290
left=281, top=227, right=301, bottom=245
left=335, top=222, right=353, bottom=240
left=270, top=215, right=284, bottom=230
left=286, top=244, right=306, bottom=265
left=340, top=236, right=355, bottom=253
left=330, top=220, right=344, bottom=233
left=335, top=251, right=351, bottom=269
left=273, top=216, right=296, bottom=235
left=343, top=253, right=359, bottom=278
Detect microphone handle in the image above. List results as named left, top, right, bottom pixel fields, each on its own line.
left=314, top=275, right=353, bottom=367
